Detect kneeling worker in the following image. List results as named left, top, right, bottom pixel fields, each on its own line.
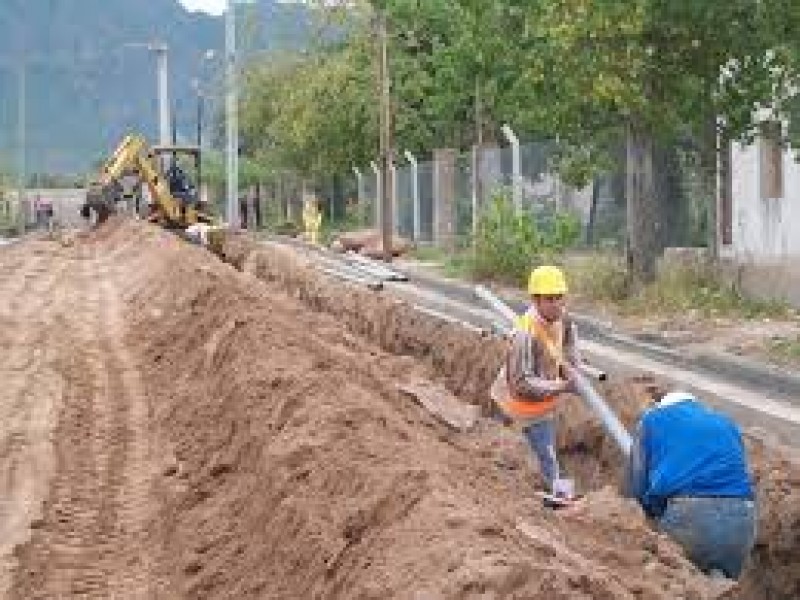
left=494, top=265, right=581, bottom=493
left=624, top=388, right=757, bottom=579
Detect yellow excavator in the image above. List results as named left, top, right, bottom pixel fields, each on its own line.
left=81, top=133, right=226, bottom=251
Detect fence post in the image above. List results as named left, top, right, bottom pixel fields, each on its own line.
left=433, top=148, right=457, bottom=250
left=404, top=150, right=419, bottom=242
left=471, top=145, right=479, bottom=239
left=352, top=166, right=363, bottom=207
left=501, top=124, right=522, bottom=214
left=370, top=160, right=381, bottom=230
left=389, top=161, right=398, bottom=235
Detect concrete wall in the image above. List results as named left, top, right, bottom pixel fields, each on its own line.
left=20, top=188, right=87, bottom=229
left=720, top=140, right=800, bottom=305
left=725, top=141, right=800, bottom=258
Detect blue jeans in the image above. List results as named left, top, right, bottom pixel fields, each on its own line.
left=523, top=419, right=559, bottom=490
left=658, top=496, right=757, bottom=579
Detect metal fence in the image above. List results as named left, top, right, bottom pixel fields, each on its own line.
left=256, top=134, right=709, bottom=254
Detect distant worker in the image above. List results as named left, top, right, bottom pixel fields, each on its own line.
left=167, top=161, right=194, bottom=206
left=302, top=198, right=323, bottom=246
left=624, top=388, right=757, bottom=579
left=43, top=199, right=54, bottom=233
left=492, top=265, right=581, bottom=493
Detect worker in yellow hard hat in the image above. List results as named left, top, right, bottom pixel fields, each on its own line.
left=491, top=265, right=581, bottom=495
left=302, top=197, right=323, bottom=245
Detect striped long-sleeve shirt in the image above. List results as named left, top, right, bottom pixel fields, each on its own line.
left=506, top=311, right=581, bottom=404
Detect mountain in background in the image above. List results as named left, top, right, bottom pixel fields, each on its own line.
left=0, top=0, right=309, bottom=175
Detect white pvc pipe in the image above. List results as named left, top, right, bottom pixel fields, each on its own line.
left=572, top=372, right=632, bottom=456
left=474, top=285, right=518, bottom=324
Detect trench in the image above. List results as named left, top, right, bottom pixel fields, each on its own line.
left=220, top=232, right=800, bottom=600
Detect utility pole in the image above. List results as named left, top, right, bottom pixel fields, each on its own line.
left=154, top=44, right=170, bottom=147
left=16, top=63, right=26, bottom=235
left=226, top=0, right=239, bottom=229
left=121, top=41, right=170, bottom=151
left=377, top=10, right=393, bottom=261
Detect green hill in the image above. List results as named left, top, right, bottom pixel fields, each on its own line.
left=0, top=0, right=308, bottom=175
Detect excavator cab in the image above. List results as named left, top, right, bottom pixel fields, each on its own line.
left=151, top=145, right=204, bottom=212
left=80, top=134, right=224, bottom=255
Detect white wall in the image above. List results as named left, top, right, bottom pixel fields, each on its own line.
left=22, top=188, right=88, bottom=228
left=720, top=140, right=800, bottom=306
left=723, top=142, right=800, bottom=260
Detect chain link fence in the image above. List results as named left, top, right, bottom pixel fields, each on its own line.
left=255, top=137, right=709, bottom=259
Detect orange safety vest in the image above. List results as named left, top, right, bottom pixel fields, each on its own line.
left=496, top=312, right=565, bottom=421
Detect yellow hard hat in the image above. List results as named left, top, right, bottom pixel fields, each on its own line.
left=528, top=265, right=568, bottom=296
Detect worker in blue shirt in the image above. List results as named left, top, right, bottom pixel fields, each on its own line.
left=623, top=388, right=757, bottom=579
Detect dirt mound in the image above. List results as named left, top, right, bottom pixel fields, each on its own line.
left=726, top=437, right=800, bottom=600
left=223, top=232, right=800, bottom=599
left=111, top=223, right=718, bottom=599
left=5, top=221, right=797, bottom=598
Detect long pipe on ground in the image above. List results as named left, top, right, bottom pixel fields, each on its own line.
left=473, top=285, right=632, bottom=457
left=321, top=266, right=383, bottom=291
left=345, top=252, right=408, bottom=281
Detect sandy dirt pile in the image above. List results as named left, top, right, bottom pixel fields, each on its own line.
left=724, top=437, right=800, bottom=600
left=2, top=221, right=796, bottom=598
left=224, top=232, right=800, bottom=599
left=123, top=225, right=718, bottom=599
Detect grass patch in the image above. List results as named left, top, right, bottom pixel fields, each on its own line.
left=766, top=336, right=800, bottom=365
left=566, top=254, right=631, bottom=303
left=409, top=245, right=476, bottom=280
left=624, top=266, right=791, bottom=320
left=409, top=245, right=449, bottom=263
left=567, top=255, right=792, bottom=320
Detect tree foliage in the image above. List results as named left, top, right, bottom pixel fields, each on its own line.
left=239, top=0, right=800, bottom=184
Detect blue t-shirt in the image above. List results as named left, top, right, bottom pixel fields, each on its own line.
left=634, top=399, right=754, bottom=518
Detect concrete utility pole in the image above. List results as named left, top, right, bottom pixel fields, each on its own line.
left=226, top=0, right=239, bottom=229
left=154, top=44, right=170, bottom=147
left=122, top=41, right=170, bottom=149
left=16, top=63, right=26, bottom=235
left=377, top=10, right=393, bottom=261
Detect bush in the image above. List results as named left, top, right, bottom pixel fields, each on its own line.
left=566, top=254, right=631, bottom=303
left=568, top=255, right=792, bottom=320
left=471, top=189, right=581, bottom=283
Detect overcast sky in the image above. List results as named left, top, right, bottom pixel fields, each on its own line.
left=178, top=0, right=226, bottom=15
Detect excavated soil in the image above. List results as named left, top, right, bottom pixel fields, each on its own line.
left=0, top=220, right=797, bottom=598
left=223, top=233, right=800, bottom=600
